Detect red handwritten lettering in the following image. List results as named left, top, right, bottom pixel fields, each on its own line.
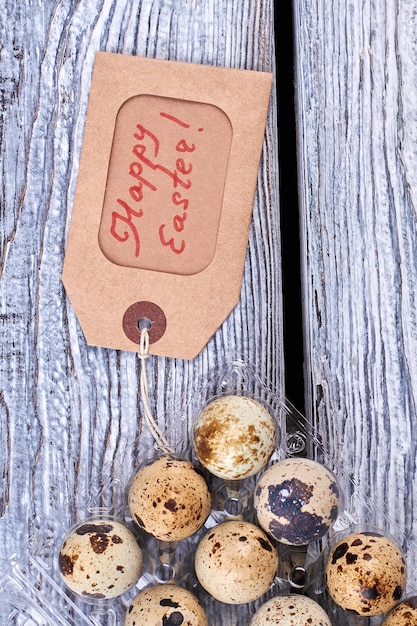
left=132, top=141, right=192, bottom=190
left=173, top=213, right=187, bottom=233
left=109, top=113, right=200, bottom=259
left=134, top=124, right=159, bottom=156
left=159, top=223, right=185, bottom=254
left=172, top=191, right=189, bottom=211
left=129, top=162, right=156, bottom=191
left=176, top=158, right=192, bottom=176
left=132, top=143, right=156, bottom=171
left=176, top=139, right=195, bottom=153
left=129, top=185, right=143, bottom=203
left=111, top=198, right=143, bottom=257
left=160, top=112, right=190, bottom=128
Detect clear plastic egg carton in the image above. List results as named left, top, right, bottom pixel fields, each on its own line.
left=1, top=355, right=416, bottom=625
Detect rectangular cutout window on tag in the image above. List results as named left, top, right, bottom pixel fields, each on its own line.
left=62, top=52, right=272, bottom=360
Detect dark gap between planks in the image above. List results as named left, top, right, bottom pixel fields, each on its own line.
left=274, top=1, right=305, bottom=414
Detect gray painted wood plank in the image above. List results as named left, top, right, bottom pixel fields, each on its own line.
left=294, top=0, right=417, bottom=610
left=0, top=1, right=282, bottom=624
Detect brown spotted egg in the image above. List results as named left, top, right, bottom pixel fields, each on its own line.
left=193, top=395, right=276, bottom=480
left=128, top=457, right=211, bottom=542
left=382, top=595, right=417, bottom=625
left=58, top=518, right=142, bottom=599
left=194, top=520, right=278, bottom=604
left=325, top=531, right=407, bottom=616
left=125, top=583, right=208, bottom=626
left=249, top=594, right=332, bottom=625
left=254, top=458, right=342, bottom=545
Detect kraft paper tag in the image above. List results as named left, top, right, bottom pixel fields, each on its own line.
left=62, top=52, right=272, bottom=359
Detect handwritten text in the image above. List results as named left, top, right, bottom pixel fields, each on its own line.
left=110, top=112, right=203, bottom=257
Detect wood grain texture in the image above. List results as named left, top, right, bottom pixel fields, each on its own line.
left=294, top=0, right=417, bottom=602
left=0, top=1, right=282, bottom=624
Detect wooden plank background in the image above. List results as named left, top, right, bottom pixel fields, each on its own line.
left=294, top=0, right=417, bottom=607
left=2, top=0, right=417, bottom=624
left=0, top=1, right=284, bottom=624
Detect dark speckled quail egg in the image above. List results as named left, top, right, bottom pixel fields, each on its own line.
left=249, top=594, right=332, bottom=625
left=58, top=518, right=142, bottom=599
left=128, top=456, right=211, bottom=542
left=125, top=583, right=208, bottom=626
left=382, top=595, right=417, bottom=624
left=193, top=395, right=277, bottom=480
left=325, top=531, right=407, bottom=616
left=194, top=520, right=278, bottom=604
left=254, top=458, right=342, bottom=545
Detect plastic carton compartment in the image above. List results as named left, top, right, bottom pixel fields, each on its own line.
left=1, top=356, right=416, bottom=625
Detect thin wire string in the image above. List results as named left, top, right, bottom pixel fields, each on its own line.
left=138, top=327, right=173, bottom=454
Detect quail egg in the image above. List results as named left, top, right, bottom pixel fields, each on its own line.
left=125, top=583, right=208, bottom=626
left=381, top=595, right=417, bottom=625
left=193, top=395, right=277, bottom=480
left=59, top=518, right=142, bottom=599
left=249, top=594, right=332, bottom=625
left=128, top=456, right=211, bottom=542
left=254, top=458, right=342, bottom=545
left=325, top=530, right=406, bottom=616
left=194, top=520, right=278, bottom=604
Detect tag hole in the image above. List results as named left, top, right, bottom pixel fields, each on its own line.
left=123, top=302, right=166, bottom=345
left=138, top=317, right=152, bottom=331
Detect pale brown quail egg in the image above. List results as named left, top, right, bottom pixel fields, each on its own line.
left=58, top=518, right=142, bottom=599
left=249, top=594, right=332, bottom=625
left=254, top=458, right=342, bottom=545
left=325, top=530, right=406, bottom=616
left=125, top=583, right=208, bottom=626
left=193, top=395, right=277, bottom=480
left=128, top=457, right=211, bottom=542
left=194, top=520, right=278, bottom=604
left=382, top=595, right=417, bottom=625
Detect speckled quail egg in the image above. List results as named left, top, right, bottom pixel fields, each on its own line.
left=128, top=456, right=211, bottom=542
left=325, top=531, right=406, bottom=616
left=249, top=594, right=332, bottom=625
left=254, top=458, right=342, bottom=545
left=125, top=583, right=208, bottom=626
left=382, top=595, right=417, bottom=625
left=193, top=395, right=277, bottom=480
left=58, top=518, right=142, bottom=599
left=194, top=520, right=278, bottom=604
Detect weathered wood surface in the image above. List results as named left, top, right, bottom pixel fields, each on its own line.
left=0, top=1, right=282, bottom=624
left=294, top=0, right=417, bottom=607
left=7, top=0, right=417, bottom=624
